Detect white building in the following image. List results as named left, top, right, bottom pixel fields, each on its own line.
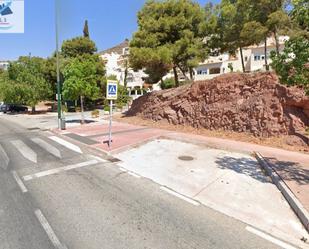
left=194, top=36, right=289, bottom=81
left=0, top=61, right=9, bottom=70
left=99, top=40, right=160, bottom=99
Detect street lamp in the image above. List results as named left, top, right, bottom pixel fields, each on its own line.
left=55, top=0, right=62, bottom=129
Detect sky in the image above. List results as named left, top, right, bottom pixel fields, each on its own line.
left=0, top=0, right=215, bottom=60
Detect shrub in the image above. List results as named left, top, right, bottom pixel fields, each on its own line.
left=161, top=78, right=175, bottom=89
left=91, top=109, right=99, bottom=118
left=271, top=37, right=309, bottom=95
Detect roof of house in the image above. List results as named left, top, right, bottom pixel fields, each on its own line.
left=99, top=39, right=129, bottom=55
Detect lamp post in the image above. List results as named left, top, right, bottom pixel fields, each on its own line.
left=55, top=0, right=62, bottom=129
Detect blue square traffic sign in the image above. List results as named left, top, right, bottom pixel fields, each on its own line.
left=106, top=81, right=118, bottom=100
left=108, top=85, right=117, bottom=95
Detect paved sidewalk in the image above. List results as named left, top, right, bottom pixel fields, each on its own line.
left=167, top=132, right=309, bottom=217
left=54, top=121, right=309, bottom=228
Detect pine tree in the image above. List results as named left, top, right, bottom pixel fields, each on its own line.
left=130, top=0, right=207, bottom=87
left=83, top=20, right=90, bottom=38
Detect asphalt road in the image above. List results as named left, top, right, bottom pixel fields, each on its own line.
left=0, top=116, right=282, bottom=249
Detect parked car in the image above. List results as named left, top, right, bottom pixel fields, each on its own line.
left=0, top=102, right=5, bottom=112
left=0, top=104, right=28, bottom=113
left=0, top=102, right=4, bottom=114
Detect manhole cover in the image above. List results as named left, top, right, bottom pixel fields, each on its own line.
left=178, top=156, right=194, bottom=161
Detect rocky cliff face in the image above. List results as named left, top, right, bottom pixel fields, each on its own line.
left=128, top=73, right=309, bottom=140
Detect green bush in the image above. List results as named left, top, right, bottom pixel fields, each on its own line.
left=271, top=37, right=309, bottom=95
left=104, top=105, right=110, bottom=112
left=161, top=78, right=175, bottom=89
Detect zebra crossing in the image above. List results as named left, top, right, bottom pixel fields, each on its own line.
left=11, top=140, right=38, bottom=164
left=0, top=136, right=83, bottom=168
left=0, top=144, right=9, bottom=170
left=31, top=138, right=62, bottom=159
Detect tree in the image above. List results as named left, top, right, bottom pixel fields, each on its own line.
left=270, top=37, right=309, bottom=94
left=249, top=0, right=287, bottom=69
left=83, top=20, right=90, bottom=38
left=203, top=3, right=221, bottom=55
left=2, top=57, right=52, bottom=112
left=290, top=0, right=309, bottom=39
left=123, top=58, right=129, bottom=88
left=62, top=55, right=102, bottom=123
left=61, top=36, right=97, bottom=58
left=42, top=53, right=70, bottom=100
left=130, top=46, right=172, bottom=85
left=216, top=0, right=264, bottom=72
left=144, top=62, right=171, bottom=84
left=266, top=10, right=291, bottom=55
left=130, top=0, right=207, bottom=87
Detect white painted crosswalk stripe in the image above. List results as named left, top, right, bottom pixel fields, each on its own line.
left=49, top=136, right=82, bottom=154
left=23, top=159, right=99, bottom=181
left=11, top=171, right=28, bottom=193
left=0, top=144, right=10, bottom=170
left=11, top=140, right=37, bottom=164
left=31, top=138, right=62, bottom=159
left=35, top=209, right=68, bottom=249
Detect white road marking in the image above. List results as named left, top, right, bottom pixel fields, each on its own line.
left=11, top=140, right=37, bottom=163
left=31, top=138, right=62, bottom=158
left=23, top=160, right=99, bottom=181
left=49, top=136, right=82, bottom=154
left=11, top=171, right=28, bottom=193
left=0, top=144, right=9, bottom=170
left=246, top=226, right=297, bottom=249
left=35, top=209, right=68, bottom=249
left=127, top=172, right=141, bottom=178
left=89, top=155, right=107, bottom=163
left=160, top=186, right=200, bottom=206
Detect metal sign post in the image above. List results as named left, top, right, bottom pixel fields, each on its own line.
left=108, top=100, right=113, bottom=147
left=106, top=81, right=118, bottom=148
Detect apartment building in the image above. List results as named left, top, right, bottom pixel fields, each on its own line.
left=194, top=36, right=289, bottom=81
left=99, top=40, right=161, bottom=99
left=0, top=61, right=9, bottom=70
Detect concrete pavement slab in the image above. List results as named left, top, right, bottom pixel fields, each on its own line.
left=115, top=139, right=309, bottom=248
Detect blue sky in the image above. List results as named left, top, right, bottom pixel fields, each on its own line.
left=1, top=0, right=215, bottom=60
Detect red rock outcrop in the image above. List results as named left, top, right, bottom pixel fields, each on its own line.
left=128, top=72, right=309, bottom=141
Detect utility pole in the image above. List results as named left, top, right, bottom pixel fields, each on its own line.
left=55, top=0, right=62, bottom=129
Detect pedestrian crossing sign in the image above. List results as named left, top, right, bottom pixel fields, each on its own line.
left=106, top=81, right=118, bottom=100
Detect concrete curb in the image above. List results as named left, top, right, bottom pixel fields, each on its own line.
left=48, top=129, right=125, bottom=163
left=255, top=152, right=309, bottom=233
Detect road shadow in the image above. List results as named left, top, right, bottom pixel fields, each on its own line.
left=215, top=156, right=269, bottom=183
left=265, top=157, right=309, bottom=185
left=65, top=119, right=96, bottom=124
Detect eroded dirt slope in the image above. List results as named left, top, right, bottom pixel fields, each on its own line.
left=128, top=73, right=309, bottom=145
